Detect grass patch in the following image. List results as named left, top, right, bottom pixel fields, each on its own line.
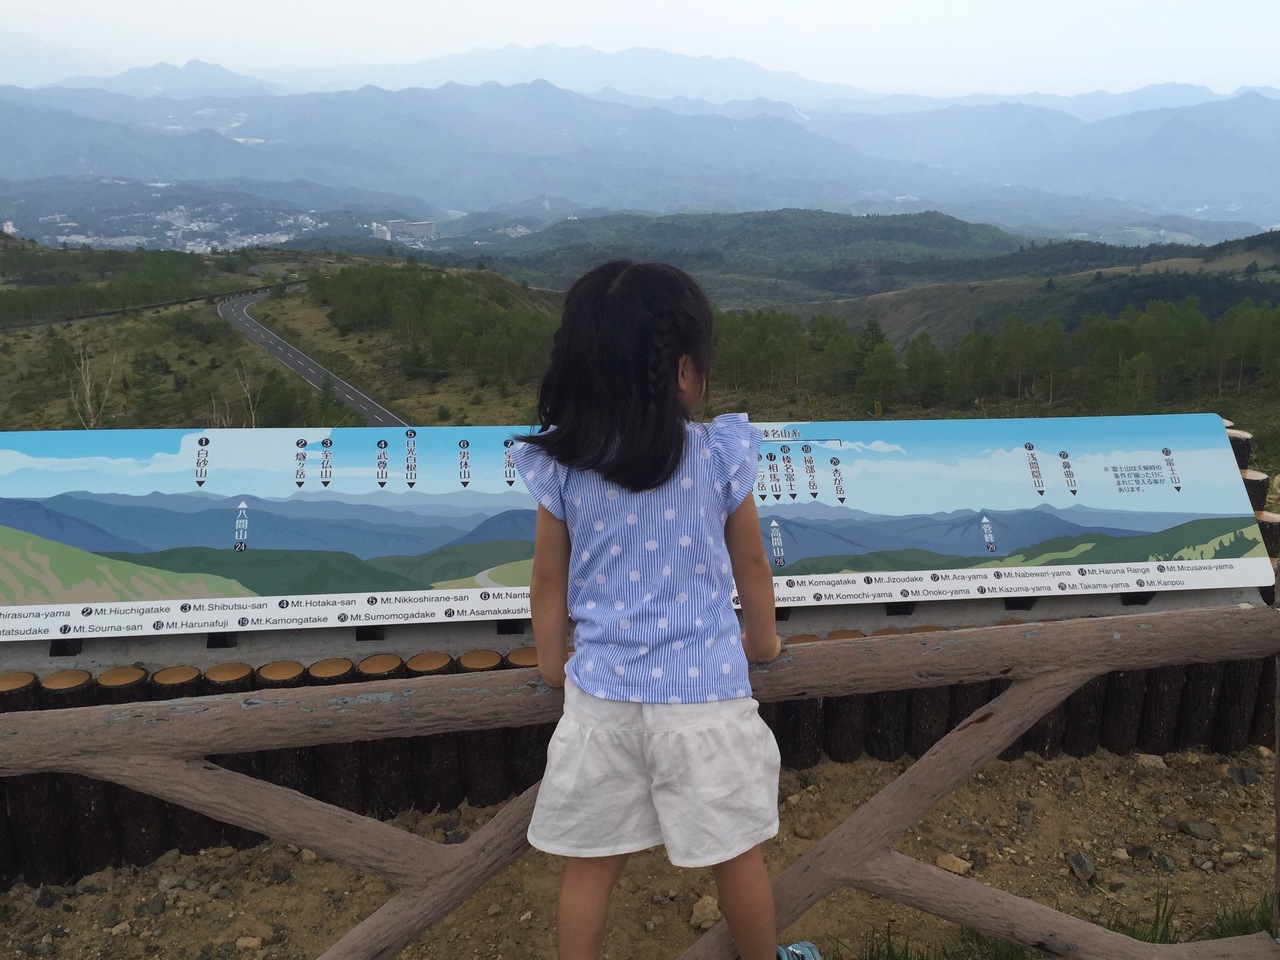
left=251, top=294, right=541, bottom=428
left=0, top=303, right=335, bottom=430
left=824, top=926, right=1044, bottom=960
left=1197, top=892, right=1274, bottom=939
left=1105, top=887, right=1178, bottom=943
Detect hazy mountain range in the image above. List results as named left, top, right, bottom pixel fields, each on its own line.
left=2, top=42, right=1279, bottom=245
left=4, top=488, right=1214, bottom=567
left=2, top=490, right=532, bottom=561
left=6, top=36, right=1273, bottom=118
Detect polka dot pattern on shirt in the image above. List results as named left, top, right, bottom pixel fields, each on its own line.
left=512, top=414, right=761, bottom=704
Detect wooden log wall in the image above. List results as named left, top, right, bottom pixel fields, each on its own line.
left=0, top=647, right=581, bottom=887
left=0, top=594, right=1278, bottom=889
left=0, top=603, right=1278, bottom=960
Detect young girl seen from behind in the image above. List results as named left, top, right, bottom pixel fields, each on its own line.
left=514, top=261, right=821, bottom=960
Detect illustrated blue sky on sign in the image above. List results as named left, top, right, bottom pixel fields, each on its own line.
left=0, top=414, right=1252, bottom=517
left=765, top=414, right=1248, bottom=518
left=0, top=426, right=535, bottom=499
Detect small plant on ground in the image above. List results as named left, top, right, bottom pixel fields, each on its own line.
left=852, top=926, right=926, bottom=960
left=1196, top=892, right=1274, bottom=939
left=938, top=928, right=1039, bottom=959
left=1106, top=888, right=1179, bottom=943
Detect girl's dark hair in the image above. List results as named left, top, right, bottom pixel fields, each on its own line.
left=524, top=260, right=714, bottom=491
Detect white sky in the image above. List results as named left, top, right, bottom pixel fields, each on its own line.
left=7, top=0, right=1279, bottom=97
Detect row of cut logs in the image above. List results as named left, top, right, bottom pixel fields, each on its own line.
left=766, top=634, right=1275, bottom=770
left=0, top=648, right=553, bottom=889
left=1, top=635, right=1275, bottom=889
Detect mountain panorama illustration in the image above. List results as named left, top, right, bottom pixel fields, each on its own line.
left=0, top=415, right=1270, bottom=640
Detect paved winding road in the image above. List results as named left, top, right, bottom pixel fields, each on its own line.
left=217, top=290, right=406, bottom=427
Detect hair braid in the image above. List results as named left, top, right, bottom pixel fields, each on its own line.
left=647, top=310, right=677, bottom=404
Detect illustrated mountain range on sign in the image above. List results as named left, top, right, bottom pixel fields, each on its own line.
left=0, top=487, right=1262, bottom=605
left=0, top=490, right=538, bottom=602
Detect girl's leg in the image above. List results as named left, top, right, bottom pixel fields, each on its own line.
left=710, top=845, right=777, bottom=960
left=556, top=853, right=630, bottom=960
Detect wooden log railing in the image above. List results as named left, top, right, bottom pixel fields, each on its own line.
left=1, top=602, right=1279, bottom=959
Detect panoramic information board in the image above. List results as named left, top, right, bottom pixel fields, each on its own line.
left=0, top=414, right=1270, bottom=642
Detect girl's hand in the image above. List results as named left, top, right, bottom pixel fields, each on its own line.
left=745, top=631, right=782, bottom=663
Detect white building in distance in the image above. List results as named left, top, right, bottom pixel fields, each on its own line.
left=384, top=220, right=438, bottom=240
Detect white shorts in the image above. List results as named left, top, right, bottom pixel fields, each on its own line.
left=528, top=680, right=781, bottom=868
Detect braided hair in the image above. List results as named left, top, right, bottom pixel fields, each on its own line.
left=523, top=261, right=714, bottom=491
left=647, top=309, right=678, bottom=411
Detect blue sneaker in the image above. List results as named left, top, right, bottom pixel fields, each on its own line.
left=777, top=943, right=823, bottom=960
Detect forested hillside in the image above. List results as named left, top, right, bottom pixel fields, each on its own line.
left=299, top=249, right=1280, bottom=468
left=308, top=263, right=560, bottom=387
left=445, top=209, right=1030, bottom=302
left=4, top=226, right=1280, bottom=474
left=441, top=209, right=1267, bottom=309
left=0, top=244, right=262, bottom=327
left=480, top=209, right=1025, bottom=272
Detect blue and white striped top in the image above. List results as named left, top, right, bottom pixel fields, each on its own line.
left=514, top=413, right=762, bottom=704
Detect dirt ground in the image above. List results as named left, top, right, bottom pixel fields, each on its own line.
left=1, top=746, right=1274, bottom=959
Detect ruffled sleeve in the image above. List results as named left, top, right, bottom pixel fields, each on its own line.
left=511, top=439, right=566, bottom=520
left=707, top=413, right=761, bottom=513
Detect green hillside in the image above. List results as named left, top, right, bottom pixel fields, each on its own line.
left=100, top=547, right=424, bottom=596
left=369, top=540, right=534, bottom=587
left=0, top=526, right=256, bottom=605
left=784, top=262, right=1280, bottom=350
left=0, top=244, right=264, bottom=329
left=442, top=209, right=1030, bottom=306
left=782, top=517, right=1265, bottom=577
left=0, top=252, right=561, bottom=432
left=995, top=517, right=1266, bottom=567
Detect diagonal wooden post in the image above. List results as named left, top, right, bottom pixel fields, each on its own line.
left=679, top=668, right=1095, bottom=958
left=74, top=757, right=453, bottom=886
left=314, top=788, right=537, bottom=960
left=679, top=608, right=1280, bottom=960
left=73, top=754, right=538, bottom=960
left=856, top=851, right=1277, bottom=960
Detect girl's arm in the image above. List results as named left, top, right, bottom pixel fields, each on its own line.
left=724, top=494, right=780, bottom=663
left=529, top=504, right=572, bottom=687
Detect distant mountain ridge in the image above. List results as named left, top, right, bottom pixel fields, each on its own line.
left=0, top=525, right=255, bottom=606
left=53, top=59, right=278, bottom=99
left=198, top=44, right=880, bottom=104
left=19, top=489, right=1208, bottom=566
left=20, top=491, right=522, bottom=561
left=77, top=45, right=1273, bottom=120
left=2, top=47, right=1278, bottom=243
left=0, top=500, right=147, bottom=554
left=758, top=502, right=1184, bottom=565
